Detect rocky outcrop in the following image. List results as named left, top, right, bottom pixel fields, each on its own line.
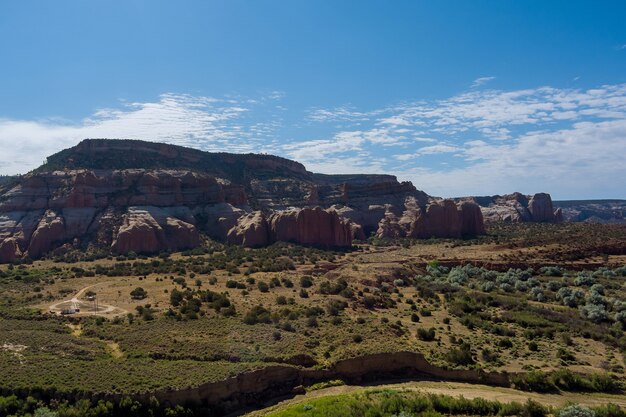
left=528, top=193, right=556, bottom=222
left=467, top=192, right=562, bottom=223
left=111, top=207, right=199, bottom=254
left=226, top=211, right=269, bottom=247
left=0, top=237, right=20, bottom=263
left=376, top=198, right=485, bottom=239
left=458, top=201, right=487, bottom=235
left=268, top=207, right=352, bottom=247
left=227, top=208, right=355, bottom=248
left=28, top=210, right=66, bottom=258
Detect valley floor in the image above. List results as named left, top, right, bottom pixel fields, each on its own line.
left=243, top=380, right=626, bottom=416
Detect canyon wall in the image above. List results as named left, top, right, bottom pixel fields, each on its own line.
left=0, top=139, right=489, bottom=261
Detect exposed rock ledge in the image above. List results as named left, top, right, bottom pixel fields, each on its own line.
left=145, top=351, right=511, bottom=414
left=8, top=351, right=513, bottom=416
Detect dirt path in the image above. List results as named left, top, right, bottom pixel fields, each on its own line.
left=48, top=284, right=128, bottom=317
left=243, top=380, right=626, bottom=416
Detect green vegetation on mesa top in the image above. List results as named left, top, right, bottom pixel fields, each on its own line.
left=36, top=138, right=309, bottom=181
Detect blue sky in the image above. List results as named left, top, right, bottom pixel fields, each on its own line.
left=1, top=1, right=625, bottom=199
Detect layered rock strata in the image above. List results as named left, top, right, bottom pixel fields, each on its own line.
left=0, top=139, right=489, bottom=261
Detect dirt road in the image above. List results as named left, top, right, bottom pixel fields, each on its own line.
left=48, top=284, right=127, bottom=317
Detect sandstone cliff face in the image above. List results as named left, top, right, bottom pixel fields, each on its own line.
left=269, top=207, right=352, bottom=247
left=226, top=211, right=269, bottom=247
left=0, top=237, right=20, bottom=263
left=111, top=208, right=199, bottom=254
left=0, top=139, right=491, bottom=261
left=467, top=192, right=562, bottom=223
left=226, top=207, right=353, bottom=248
left=0, top=169, right=230, bottom=259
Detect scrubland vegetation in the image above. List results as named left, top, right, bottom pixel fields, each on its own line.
left=0, top=223, right=625, bottom=416
left=258, top=389, right=625, bottom=417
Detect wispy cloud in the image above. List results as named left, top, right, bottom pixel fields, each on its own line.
left=0, top=93, right=282, bottom=174
left=306, top=106, right=377, bottom=122
left=299, top=83, right=626, bottom=198
left=394, top=144, right=460, bottom=161
left=471, top=76, right=496, bottom=88
left=399, top=118, right=626, bottom=199
left=1, top=83, right=626, bottom=199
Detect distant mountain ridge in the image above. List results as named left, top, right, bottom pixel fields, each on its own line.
left=553, top=199, right=626, bottom=223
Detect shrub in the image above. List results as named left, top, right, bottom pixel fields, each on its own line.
left=498, top=338, right=513, bottom=348
left=594, top=403, right=625, bottom=417
left=575, top=274, right=595, bottom=287
left=511, top=371, right=557, bottom=392
left=445, top=343, right=474, bottom=366
left=559, top=404, right=596, bottom=417
left=130, top=287, right=147, bottom=300
left=556, top=348, right=576, bottom=362
left=243, top=305, right=271, bottom=325
left=417, top=327, right=436, bottom=341
left=257, top=281, right=269, bottom=292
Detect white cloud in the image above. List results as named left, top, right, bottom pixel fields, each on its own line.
left=306, top=106, right=375, bottom=122
left=394, top=144, right=460, bottom=161
left=0, top=93, right=281, bottom=175
left=398, top=118, right=626, bottom=199
left=302, top=83, right=626, bottom=198
left=471, top=76, right=496, bottom=88
left=2, top=82, right=626, bottom=199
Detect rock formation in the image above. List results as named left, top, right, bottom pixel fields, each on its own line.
left=226, top=208, right=353, bottom=248
left=227, top=211, right=270, bottom=247
left=465, top=192, right=562, bottom=223
left=0, top=139, right=489, bottom=261
left=111, top=207, right=199, bottom=254
left=0, top=237, right=20, bottom=263
left=268, top=207, right=352, bottom=247
left=376, top=198, right=485, bottom=239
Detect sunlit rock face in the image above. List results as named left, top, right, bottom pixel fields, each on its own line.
left=464, top=192, right=562, bottom=223
left=0, top=139, right=489, bottom=260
